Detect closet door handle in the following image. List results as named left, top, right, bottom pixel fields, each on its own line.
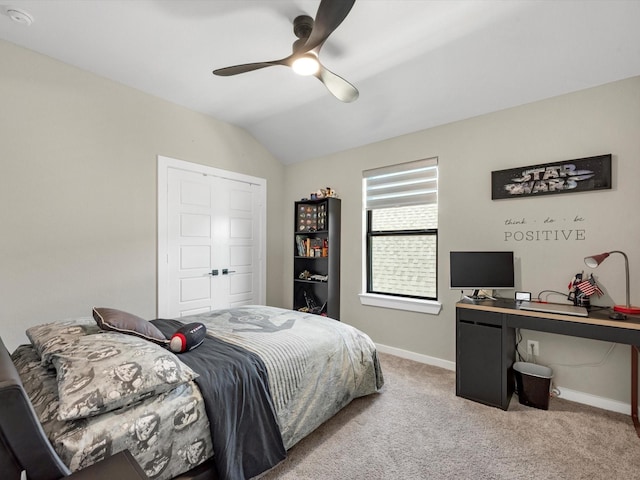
left=209, top=269, right=219, bottom=276
left=222, top=269, right=236, bottom=275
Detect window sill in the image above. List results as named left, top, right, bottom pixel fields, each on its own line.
left=358, top=293, right=442, bottom=315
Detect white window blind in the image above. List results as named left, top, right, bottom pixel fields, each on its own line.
left=364, top=157, right=438, bottom=210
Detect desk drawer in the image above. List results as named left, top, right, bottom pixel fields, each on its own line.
left=457, top=308, right=502, bottom=327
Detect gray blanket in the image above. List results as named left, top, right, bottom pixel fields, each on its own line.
left=152, top=318, right=286, bottom=480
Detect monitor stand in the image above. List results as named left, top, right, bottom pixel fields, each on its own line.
left=463, top=289, right=497, bottom=302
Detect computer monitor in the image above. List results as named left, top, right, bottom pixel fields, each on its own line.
left=449, top=251, right=515, bottom=299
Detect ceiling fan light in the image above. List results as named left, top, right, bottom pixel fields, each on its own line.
left=292, top=55, right=319, bottom=76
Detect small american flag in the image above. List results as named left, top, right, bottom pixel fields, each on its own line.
left=568, top=273, right=582, bottom=291
left=576, top=275, right=603, bottom=297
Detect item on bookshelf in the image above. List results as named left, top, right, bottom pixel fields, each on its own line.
left=310, top=187, right=338, bottom=200
left=297, top=204, right=319, bottom=232
left=296, top=202, right=329, bottom=231
left=295, top=235, right=306, bottom=256
left=301, top=188, right=337, bottom=202
left=296, top=236, right=326, bottom=257
left=317, top=203, right=326, bottom=230
left=298, top=270, right=328, bottom=282
left=301, top=290, right=326, bottom=315
left=305, top=290, right=318, bottom=310
left=299, top=270, right=311, bottom=280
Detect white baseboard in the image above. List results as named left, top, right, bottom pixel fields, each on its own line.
left=375, top=343, right=456, bottom=371
left=376, top=343, right=632, bottom=415
left=554, top=386, right=630, bottom=415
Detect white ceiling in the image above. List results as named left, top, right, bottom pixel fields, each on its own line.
left=1, top=1, right=639, bottom=165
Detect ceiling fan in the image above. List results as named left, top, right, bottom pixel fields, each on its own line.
left=212, top=0, right=358, bottom=103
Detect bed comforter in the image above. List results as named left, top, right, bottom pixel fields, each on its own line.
left=172, top=306, right=384, bottom=450
left=14, top=305, right=384, bottom=480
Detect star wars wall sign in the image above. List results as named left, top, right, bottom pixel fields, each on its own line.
left=491, top=154, right=612, bottom=200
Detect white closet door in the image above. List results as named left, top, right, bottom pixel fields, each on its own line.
left=158, top=156, right=265, bottom=318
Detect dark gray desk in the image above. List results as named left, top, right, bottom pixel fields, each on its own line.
left=456, top=300, right=640, bottom=436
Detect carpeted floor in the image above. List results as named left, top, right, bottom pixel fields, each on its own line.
left=260, top=353, right=640, bottom=479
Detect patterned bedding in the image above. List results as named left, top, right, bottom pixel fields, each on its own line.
left=180, top=306, right=384, bottom=449
left=12, top=345, right=212, bottom=479
left=13, top=305, right=383, bottom=480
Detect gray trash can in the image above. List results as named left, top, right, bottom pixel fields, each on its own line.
left=513, top=362, right=553, bottom=410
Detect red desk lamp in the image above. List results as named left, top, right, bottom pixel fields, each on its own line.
left=584, top=250, right=640, bottom=320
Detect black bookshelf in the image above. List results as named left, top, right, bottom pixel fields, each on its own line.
left=293, top=197, right=341, bottom=320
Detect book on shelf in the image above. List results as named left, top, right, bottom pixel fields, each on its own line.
left=296, top=235, right=306, bottom=256
left=295, top=236, right=328, bottom=257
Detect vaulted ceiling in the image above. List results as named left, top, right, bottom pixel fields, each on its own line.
left=1, top=1, right=639, bottom=164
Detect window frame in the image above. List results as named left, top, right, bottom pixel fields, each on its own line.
left=359, top=158, right=442, bottom=315
left=365, top=211, right=439, bottom=301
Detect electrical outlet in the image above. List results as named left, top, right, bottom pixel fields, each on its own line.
left=527, top=340, right=540, bottom=356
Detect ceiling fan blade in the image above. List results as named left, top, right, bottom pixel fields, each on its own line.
left=213, top=57, right=291, bottom=76
left=304, top=0, right=356, bottom=52
left=314, top=64, right=359, bottom=103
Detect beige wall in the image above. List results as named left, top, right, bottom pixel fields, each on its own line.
left=2, top=36, right=639, bottom=408
left=284, top=76, right=640, bottom=405
left=0, top=40, right=286, bottom=351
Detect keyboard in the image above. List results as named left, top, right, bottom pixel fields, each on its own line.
left=518, top=301, right=588, bottom=317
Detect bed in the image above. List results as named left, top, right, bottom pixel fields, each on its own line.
left=0, top=305, right=383, bottom=480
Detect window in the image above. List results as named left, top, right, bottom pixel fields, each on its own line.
left=362, top=158, right=438, bottom=305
